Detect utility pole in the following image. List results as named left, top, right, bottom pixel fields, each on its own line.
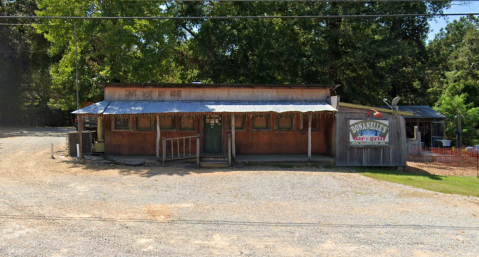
left=456, top=113, right=462, bottom=148
left=74, top=22, right=79, bottom=110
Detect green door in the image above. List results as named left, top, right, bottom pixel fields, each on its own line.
left=204, top=115, right=222, bottom=153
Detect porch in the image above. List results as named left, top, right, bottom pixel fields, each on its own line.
left=87, top=154, right=334, bottom=167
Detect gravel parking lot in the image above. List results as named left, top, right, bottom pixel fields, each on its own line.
left=1, top=127, right=479, bottom=256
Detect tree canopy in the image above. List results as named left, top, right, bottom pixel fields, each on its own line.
left=5, top=0, right=479, bottom=139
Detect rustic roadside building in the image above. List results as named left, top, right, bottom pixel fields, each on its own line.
left=334, top=102, right=414, bottom=167
left=72, top=84, right=415, bottom=168
left=72, top=83, right=338, bottom=164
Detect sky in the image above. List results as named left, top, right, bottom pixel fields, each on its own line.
left=427, top=1, right=479, bottom=43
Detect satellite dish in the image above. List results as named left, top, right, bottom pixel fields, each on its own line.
left=391, top=96, right=401, bottom=108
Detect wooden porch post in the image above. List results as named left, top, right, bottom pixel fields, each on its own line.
left=97, top=116, right=104, bottom=142
left=78, top=115, right=83, bottom=159
left=308, top=113, right=312, bottom=161
left=231, top=114, right=236, bottom=160
left=156, top=115, right=161, bottom=161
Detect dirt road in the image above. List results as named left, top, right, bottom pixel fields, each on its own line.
left=1, top=127, right=479, bottom=256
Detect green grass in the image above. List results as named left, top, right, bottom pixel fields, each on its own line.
left=356, top=168, right=479, bottom=198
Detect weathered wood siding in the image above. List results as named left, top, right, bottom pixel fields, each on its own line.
left=104, top=87, right=330, bottom=102
left=104, top=116, right=198, bottom=156
left=335, top=106, right=406, bottom=166
left=223, top=113, right=334, bottom=155
left=104, top=113, right=334, bottom=156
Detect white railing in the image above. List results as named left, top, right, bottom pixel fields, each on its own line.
left=162, top=135, right=200, bottom=167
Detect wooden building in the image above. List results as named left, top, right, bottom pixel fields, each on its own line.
left=73, top=83, right=338, bottom=161
left=335, top=102, right=414, bottom=167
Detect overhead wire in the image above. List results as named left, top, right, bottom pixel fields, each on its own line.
left=0, top=13, right=478, bottom=20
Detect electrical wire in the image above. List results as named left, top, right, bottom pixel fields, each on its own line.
left=92, top=0, right=479, bottom=2
left=0, top=13, right=477, bottom=20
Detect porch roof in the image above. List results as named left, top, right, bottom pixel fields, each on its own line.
left=72, top=100, right=337, bottom=115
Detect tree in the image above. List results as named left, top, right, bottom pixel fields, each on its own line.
left=428, top=16, right=479, bottom=145
left=173, top=1, right=450, bottom=105
left=35, top=0, right=177, bottom=110
left=433, top=73, right=479, bottom=145
left=0, top=0, right=53, bottom=125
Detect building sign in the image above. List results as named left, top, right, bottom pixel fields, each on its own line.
left=349, top=120, right=390, bottom=146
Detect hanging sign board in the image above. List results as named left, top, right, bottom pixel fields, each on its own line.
left=349, top=120, right=390, bottom=146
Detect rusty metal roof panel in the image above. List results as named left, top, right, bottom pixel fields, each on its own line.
left=73, top=101, right=337, bottom=114
left=376, top=105, right=445, bottom=119
left=72, top=101, right=110, bottom=114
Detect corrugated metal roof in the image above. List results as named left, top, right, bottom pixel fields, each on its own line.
left=376, top=105, right=445, bottom=119
left=72, top=101, right=337, bottom=114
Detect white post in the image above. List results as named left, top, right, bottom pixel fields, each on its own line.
left=51, top=143, right=54, bottom=159
left=156, top=115, right=161, bottom=161
left=228, top=134, right=232, bottom=167
left=308, top=113, right=312, bottom=160
left=78, top=115, right=83, bottom=159
left=76, top=144, right=80, bottom=158
left=231, top=114, right=236, bottom=160
left=196, top=134, right=200, bottom=168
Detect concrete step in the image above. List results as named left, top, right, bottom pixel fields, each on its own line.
left=200, top=157, right=228, bottom=161
left=199, top=161, right=229, bottom=168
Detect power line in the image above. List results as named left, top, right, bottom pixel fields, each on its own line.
left=0, top=49, right=49, bottom=53
left=0, top=13, right=478, bottom=20
left=102, top=0, right=479, bottom=2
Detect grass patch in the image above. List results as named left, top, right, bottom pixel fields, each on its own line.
left=356, top=168, right=479, bottom=198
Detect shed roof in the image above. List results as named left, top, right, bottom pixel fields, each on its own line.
left=72, top=101, right=337, bottom=115
left=376, top=105, right=445, bottom=119
left=339, top=102, right=415, bottom=116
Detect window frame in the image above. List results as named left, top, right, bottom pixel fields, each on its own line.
left=112, top=116, right=132, bottom=131
left=179, top=116, right=196, bottom=131
left=276, top=114, right=296, bottom=131
left=251, top=114, right=271, bottom=131
left=136, top=116, right=153, bottom=131
left=227, top=115, right=246, bottom=131
left=158, top=116, right=176, bottom=131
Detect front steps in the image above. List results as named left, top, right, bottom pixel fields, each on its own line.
left=199, top=155, right=230, bottom=168
left=199, top=161, right=229, bottom=168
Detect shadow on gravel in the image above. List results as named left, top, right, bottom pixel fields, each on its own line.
left=1, top=213, right=479, bottom=230
left=356, top=167, right=443, bottom=180
left=0, top=126, right=74, bottom=139
left=62, top=157, right=336, bottom=178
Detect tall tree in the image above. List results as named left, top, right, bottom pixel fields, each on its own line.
left=35, top=0, right=177, bottom=110
left=0, top=0, right=52, bottom=125
left=428, top=16, right=479, bottom=145
left=173, top=1, right=450, bottom=105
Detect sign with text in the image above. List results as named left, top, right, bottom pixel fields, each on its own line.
left=349, top=120, right=390, bottom=146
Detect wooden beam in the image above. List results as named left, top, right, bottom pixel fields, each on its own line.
left=231, top=114, right=236, bottom=160
left=196, top=134, right=200, bottom=168
left=156, top=115, right=161, bottom=161
left=308, top=113, right=312, bottom=160
left=300, top=114, right=303, bottom=129
left=228, top=134, right=232, bottom=167
left=78, top=115, right=83, bottom=159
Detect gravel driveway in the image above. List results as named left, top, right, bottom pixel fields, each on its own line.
left=1, top=127, right=479, bottom=256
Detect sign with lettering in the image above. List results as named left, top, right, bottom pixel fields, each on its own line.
left=142, top=90, right=153, bottom=100
left=349, top=120, right=390, bottom=146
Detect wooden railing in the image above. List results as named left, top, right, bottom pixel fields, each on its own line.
left=162, top=134, right=200, bottom=167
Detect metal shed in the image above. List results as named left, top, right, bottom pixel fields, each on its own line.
left=377, top=106, right=446, bottom=147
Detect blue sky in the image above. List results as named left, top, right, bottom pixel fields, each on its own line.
left=427, top=1, right=479, bottom=42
